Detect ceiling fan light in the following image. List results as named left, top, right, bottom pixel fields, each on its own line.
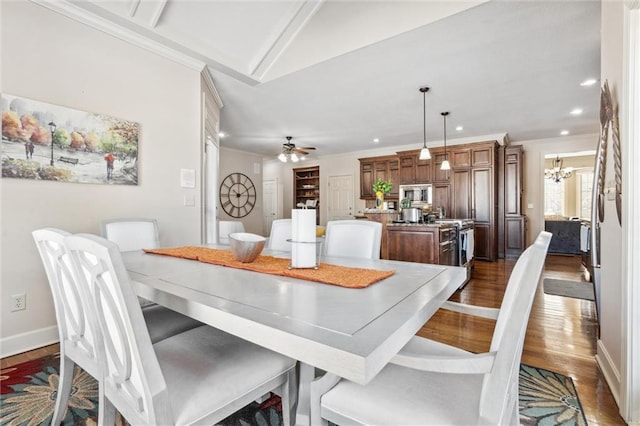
left=278, top=153, right=287, bottom=162
left=441, top=159, right=451, bottom=170
left=419, top=147, right=431, bottom=160
left=291, top=153, right=299, bottom=162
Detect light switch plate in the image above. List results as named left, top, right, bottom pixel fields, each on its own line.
left=527, top=203, right=534, bottom=209
left=184, top=194, right=196, bottom=206
left=180, top=168, right=196, bottom=188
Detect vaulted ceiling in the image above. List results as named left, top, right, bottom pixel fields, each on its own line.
left=44, top=0, right=601, bottom=158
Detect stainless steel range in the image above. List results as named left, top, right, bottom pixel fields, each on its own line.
left=435, top=219, right=474, bottom=287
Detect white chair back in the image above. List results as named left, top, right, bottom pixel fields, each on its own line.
left=65, top=233, right=296, bottom=426
left=479, top=231, right=552, bottom=424
left=323, top=220, right=382, bottom=260
left=313, top=231, right=551, bottom=426
left=101, top=218, right=159, bottom=252
left=266, top=219, right=292, bottom=251
left=32, top=228, right=110, bottom=424
left=65, top=233, right=171, bottom=425
left=218, top=220, right=245, bottom=245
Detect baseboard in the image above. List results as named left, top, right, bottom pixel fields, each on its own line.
left=0, top=326, right=59, bottom=358
left=595, top=339, right=621, bottom=408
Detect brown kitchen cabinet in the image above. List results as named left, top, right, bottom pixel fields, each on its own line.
left=505, top=215, right=527, bottom=259
left=504, top=145, right=524, bottom=215
left=416, top=156, right=432, bottom=183
left=397, top=149, right=432, bottom=185
left=398, top=152, right=417, bottom=185
left=499, top=145, right=526, bottom=259
left=452, top=148, right=471, bottom=168
left=359, top=155, right=399, bottom=199
left=472, top=166, right=497, bottom=260
left=431, top=148, right=451, bottom=183
left=386, top=224, right=457, bottom=265
left=432, top=184, right=451, bottom=215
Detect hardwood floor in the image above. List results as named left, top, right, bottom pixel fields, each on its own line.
left=2, top=254, right=624, bottom=424
left=418, top=254, right=624, bottom=425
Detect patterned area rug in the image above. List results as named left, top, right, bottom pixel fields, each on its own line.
left=1, top=353, right=587, bottom=425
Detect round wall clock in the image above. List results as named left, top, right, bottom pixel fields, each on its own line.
left=219, top=172, right=257, bottom=218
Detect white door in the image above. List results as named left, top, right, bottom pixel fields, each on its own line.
left=328, top=175, right=354, bottom=220
left=263, top=179, right=278, bottom=235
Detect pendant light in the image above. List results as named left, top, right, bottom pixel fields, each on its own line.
left=440, top=111, right=451, bottom=170
left=418, top=87, right=431, bottom=160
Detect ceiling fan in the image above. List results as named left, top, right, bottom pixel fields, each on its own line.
left=278, top=136, right=316, bottom=162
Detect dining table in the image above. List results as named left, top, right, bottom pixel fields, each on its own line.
left=122, top=245, right=466, bottom=426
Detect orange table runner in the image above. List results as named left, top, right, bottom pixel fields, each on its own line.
left=143, top=246, right=395, bottom=289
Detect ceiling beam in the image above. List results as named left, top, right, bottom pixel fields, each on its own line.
left=249, top=0, right=324, bottom=81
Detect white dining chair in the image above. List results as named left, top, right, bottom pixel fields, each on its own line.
left=32, top=228, right=114, bottom=426
left=310, top=231, right=552, bottom=426
left=322, top=220, right=382, bottom=260
left=266, top=219, right=292, bottom=251
left=101, top=218, right=203, bottom=340
left=218, top=220, right=245, bottom=245
left=100, top=218, right=160, bottom=252
left=64, top=233, right=297, bottom=426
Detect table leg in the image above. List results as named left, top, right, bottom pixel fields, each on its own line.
left=295, top=362, right=314, bottom=426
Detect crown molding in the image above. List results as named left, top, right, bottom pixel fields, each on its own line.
left=30, top=0, right=205, bottom=71
left=201, top=67, right=224, bottom=110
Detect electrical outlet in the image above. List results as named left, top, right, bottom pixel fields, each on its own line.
left=11, top=293, right=26, bottom=311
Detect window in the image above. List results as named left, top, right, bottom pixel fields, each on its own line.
left=578, top=171, right=594, bottom=219
left=544, top=178, right=565, bottom=216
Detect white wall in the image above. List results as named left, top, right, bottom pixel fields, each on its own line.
left=597, top=0, right=625, bottom=408
left=0, top=1, right=203, bottom=356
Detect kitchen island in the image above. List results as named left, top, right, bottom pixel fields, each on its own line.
left=385, top=222, right=457, bottom=265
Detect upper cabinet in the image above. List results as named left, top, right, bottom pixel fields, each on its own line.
left=397, top=149, right=433, bottom=185
left=359, top=155, right=399, bottom=199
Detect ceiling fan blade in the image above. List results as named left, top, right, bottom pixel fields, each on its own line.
left=299, top=146, right=316, bottom=150
left=293, top=148, right=309, bottom=155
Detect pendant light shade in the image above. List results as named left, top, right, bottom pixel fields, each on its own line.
left=440, top=112, right=451, bottom=170
left=418, top=87, right=431, bottom=160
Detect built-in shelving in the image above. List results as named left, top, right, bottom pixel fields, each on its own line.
left=293, top=166, right=320, bottom=224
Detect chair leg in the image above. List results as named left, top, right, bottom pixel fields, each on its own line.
left=51, top=356, right=74, bottom=425
left=288, top=367, right=298, bottom=424
left=281, top=374, right=291, bottom=426
left=98, top=388, right=116, bottom=426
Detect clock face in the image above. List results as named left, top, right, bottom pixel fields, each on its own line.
left=219, top=173, right=257, bottom=218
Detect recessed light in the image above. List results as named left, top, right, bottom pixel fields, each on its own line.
left=373, top=138, right=380, bottom=143
left=560, top=130, right=570, bottom=136
left=218, top=132, right=226, bottom=138
left=455, top=126, right=463, bottom=132
left=570, top=108, right=583, bottom=115
left=580, top=79, right=597, bottom=86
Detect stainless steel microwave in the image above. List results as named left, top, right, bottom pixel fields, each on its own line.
left=399, top=184, right=432, bottom=207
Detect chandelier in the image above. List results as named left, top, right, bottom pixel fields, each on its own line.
left=545, top=156, right=573, bottom=183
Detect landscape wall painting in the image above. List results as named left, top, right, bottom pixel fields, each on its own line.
left=1, top=94, right=139, bottom=185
